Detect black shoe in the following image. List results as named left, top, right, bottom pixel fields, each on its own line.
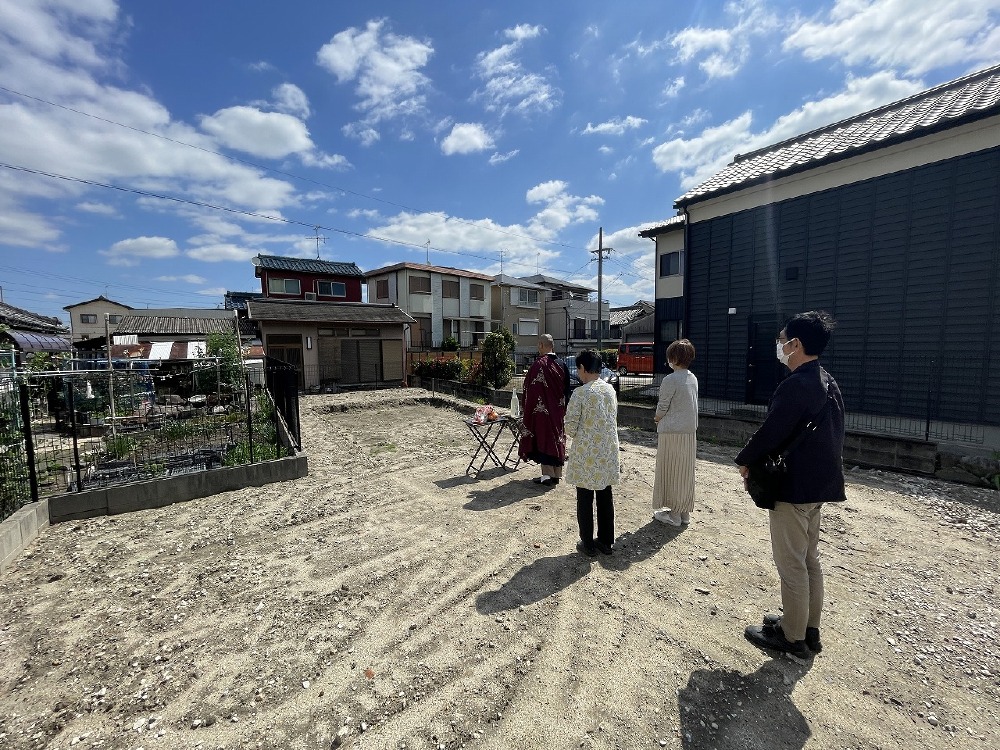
left=594, top=539, right=613, bottom=555
left=744, top=623, right=813, bottom=662
left=576, top=540, right=598, bottom=557
left=762, top=614, right=823, bottom=654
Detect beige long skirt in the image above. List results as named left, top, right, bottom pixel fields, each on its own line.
left=652, top=432, right=696, bottom=513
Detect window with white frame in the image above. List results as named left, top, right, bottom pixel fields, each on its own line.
left=80, top=313, right=98, bottom=324
left=108, top=314, right=122, bottom=324
left=268, top=277, right=301, bottom=295
left=516, top=288, right=540, bottom=306
left=317, top=280, right=346, bottom=297
left=518, top=318, right=539, bottom=336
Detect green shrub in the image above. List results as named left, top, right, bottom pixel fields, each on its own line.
left=441, top=336, right=459, bottom=351
left=600, top=348, right=619, bottom=369
left=413, top=357, right=463, bottom=380
left=480, top=329, right=515, bottom=388
left=104, top=434, right=136, bottom=460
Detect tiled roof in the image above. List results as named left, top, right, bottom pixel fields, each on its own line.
left=675, top=63, right=1000, bottom=207
left=0, top=300, right=67, bottom=334
left=492, top=274, right=547, bottom=290
left=364, top=262, right=495, bottom=281
left=63, top=295, right=133, bottom=310
left=116, top=309, right=242, bottom=336
left=609, top=302, right=654, bottom=327
left=638, top=215, right=685, bottom=238
left=246, top=299, right=415, bottom=325
left=224, top=291, right=265, bottom=310
left=253, top=254, right=364, bottom=276
left=520, top=274, right=594, bottom=293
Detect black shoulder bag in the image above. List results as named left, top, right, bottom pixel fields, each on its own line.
left=745, top=394, right=831, bottom=510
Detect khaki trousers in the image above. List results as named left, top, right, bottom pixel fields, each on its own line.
left=769, top=501, right=824, bottom=642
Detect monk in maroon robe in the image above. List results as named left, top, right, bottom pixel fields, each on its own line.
left=518, top=334, right=570, bottom=485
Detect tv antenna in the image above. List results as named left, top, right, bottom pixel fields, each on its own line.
left=424, top=239, right=431, bottom=265
left=310, top=226, right=327, bottom=259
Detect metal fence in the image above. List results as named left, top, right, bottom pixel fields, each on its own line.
left=1, top=358, right=301, bottom=524
left=615, top=354, right=990, bottom=445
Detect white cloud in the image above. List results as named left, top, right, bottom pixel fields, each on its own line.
left=784, top=0, right=1000, bottom=75
left=100, top=236, right=179, bottom=266
left=669, top=0, right=781, bottom=79
left=199, top=106, right=313, bottom=159
left=271, top=83, right=311, bottom=118
left=652, top=71, right=924, bottom=188
left=582, top=115, right=647, bottom=136
left=196, top=287, right=228, bottom=297
left=661, top=76, right=685, bottom=99
left=185, top=244, right=259, bottom=263
left=316, top=19, right=433, bottom=140
left=76, top=201, right=118, bottom=216
left=366, top=180, right=602, bottom=275
left=598, top=146, right=613, bottom=155
left=157, top=274, right=207, bottom=284
left=489, top=149, right=519, bottom=165
left=441, top=122, right=495, bottom=155
left=474, top=24, right=560, bottom=118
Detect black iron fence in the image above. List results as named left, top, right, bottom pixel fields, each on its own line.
left=615, top=353, right=990, bottom=445
left=1, top=359, right=300, bottom=524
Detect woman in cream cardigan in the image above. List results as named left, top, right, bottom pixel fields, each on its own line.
left=652, top=339, right=699, bottom=526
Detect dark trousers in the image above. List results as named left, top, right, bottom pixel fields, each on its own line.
left=576, top=486, right=614, bottom=545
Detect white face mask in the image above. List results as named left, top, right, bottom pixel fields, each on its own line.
left=776, top=339, right=792, bottom=366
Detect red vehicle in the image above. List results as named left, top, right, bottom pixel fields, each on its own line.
left=617, top=341, right=654, bottom=375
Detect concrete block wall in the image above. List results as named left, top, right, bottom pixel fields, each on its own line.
left=0, top=499, right=50, bottom=575
left=48, top=454, right=309, bottom=524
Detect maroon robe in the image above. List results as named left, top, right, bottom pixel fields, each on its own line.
left=518, top=353, right=569, bottom=466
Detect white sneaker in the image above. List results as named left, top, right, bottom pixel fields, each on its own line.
left=654, top=510, right=683, bottom=527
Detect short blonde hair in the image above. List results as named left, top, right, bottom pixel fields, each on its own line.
left=666, top=339, right=695, bottom=367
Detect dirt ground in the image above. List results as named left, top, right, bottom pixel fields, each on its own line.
left=1, top=388, right=998, bottom=750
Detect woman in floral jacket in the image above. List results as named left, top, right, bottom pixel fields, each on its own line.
left=564, top=350, right=621, bottom=556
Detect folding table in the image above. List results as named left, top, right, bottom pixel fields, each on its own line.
left=463, top=416, right=522, bottom=476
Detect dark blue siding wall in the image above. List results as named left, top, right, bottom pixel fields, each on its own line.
left=685, top=145, right=1000, bottom=425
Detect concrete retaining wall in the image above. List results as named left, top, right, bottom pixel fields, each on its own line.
left=414, top=378, right=975, bottom=483
left=47, top=454, right=309, bottom=524
left=0, top=499, right=50, bottom=576
left=1, top=453, right=308, bottom=574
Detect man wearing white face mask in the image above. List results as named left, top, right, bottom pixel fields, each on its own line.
left=735, top=310, right=846, bottom=662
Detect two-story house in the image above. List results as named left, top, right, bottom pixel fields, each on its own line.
left=520, top=275, right=610, bottom=355
left=252, top=254, right=364, bottom=302
left=638, top=216, right=686, bottom=376
left=62, top=295, right=134, bottom=343
left=491, top=274, right=547, bottom=367
left=365, top=262, right=493, bottom=349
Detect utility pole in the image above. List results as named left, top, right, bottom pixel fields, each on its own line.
left=591, top=227, right=613, bottom=352
left=499, top=249, right=505, bottom=335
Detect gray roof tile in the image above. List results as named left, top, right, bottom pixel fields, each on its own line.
left=246, top=299, right=415, bottom=325
left=676, top=63, right=1000, bottom=207
left=253, top=254, right=364, bottom=276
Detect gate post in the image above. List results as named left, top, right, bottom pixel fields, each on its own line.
left=18, top=381, right=39, bottom=504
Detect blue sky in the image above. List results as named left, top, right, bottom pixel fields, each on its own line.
left=1, top=0, right=998, bottom=324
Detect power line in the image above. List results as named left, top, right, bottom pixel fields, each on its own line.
left=0, top=160, right=597, bottom=281
left=0, top=84, right=585, bottom=251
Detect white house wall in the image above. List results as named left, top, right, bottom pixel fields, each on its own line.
left=686, top=114, right=1000, bottom=223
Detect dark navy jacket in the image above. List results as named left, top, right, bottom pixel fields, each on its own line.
left=735, top=359, right=846, bottom=504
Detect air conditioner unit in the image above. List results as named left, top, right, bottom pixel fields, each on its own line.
left=304, top=292, right=317, bottom=301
